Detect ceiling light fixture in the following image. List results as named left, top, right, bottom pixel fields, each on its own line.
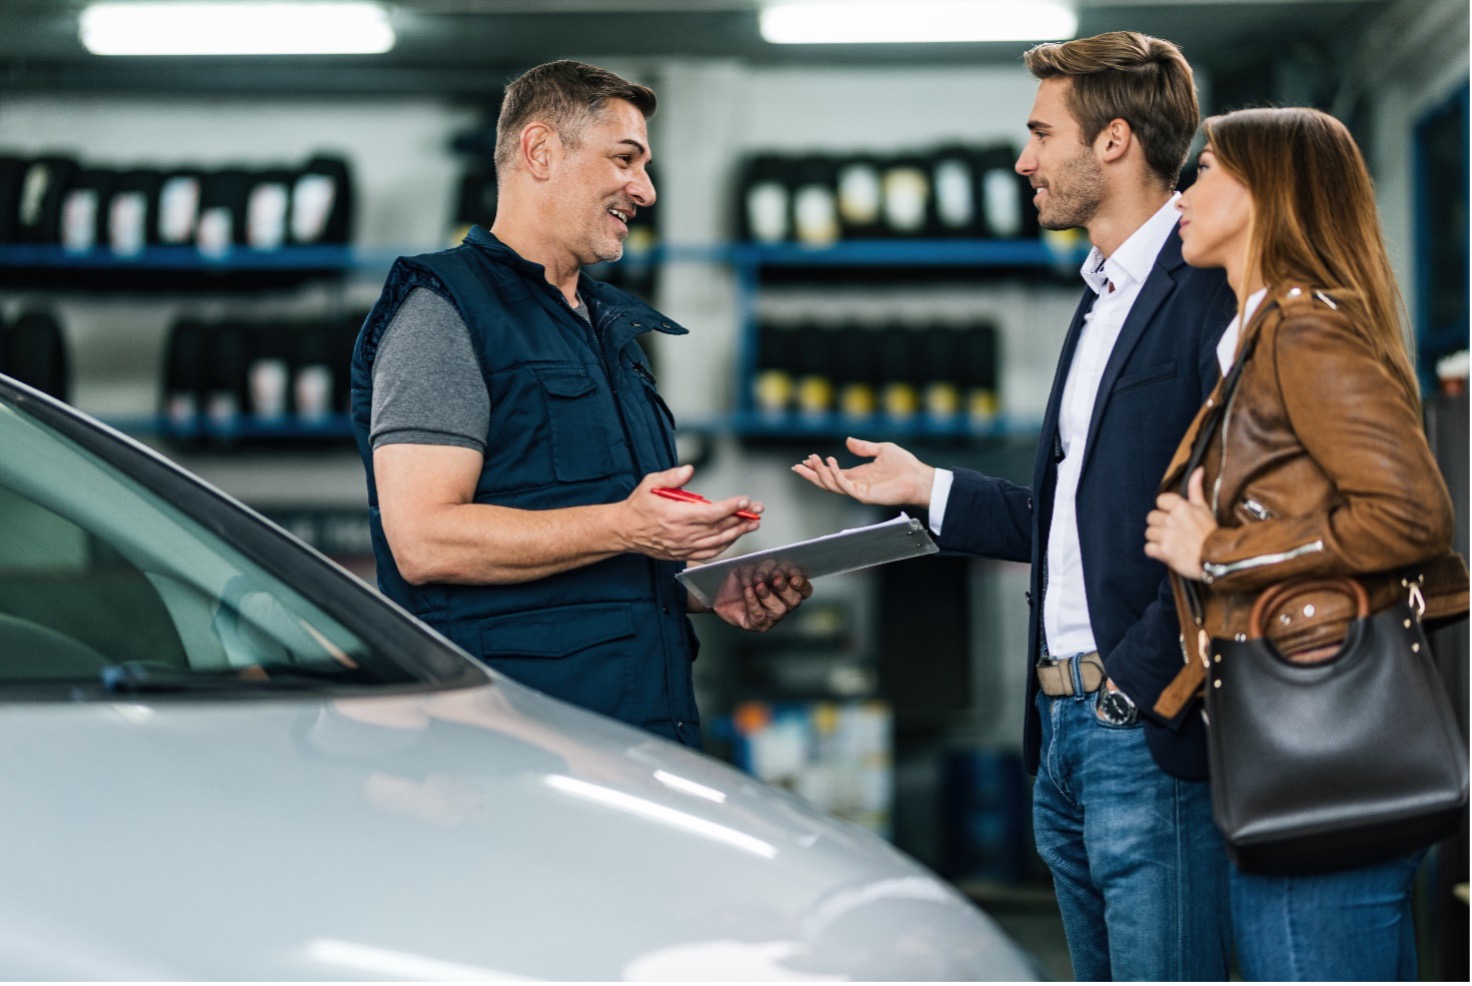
left=760, top=0, right=1077, bottom=45
left=80, top=2, right=397, bottom=57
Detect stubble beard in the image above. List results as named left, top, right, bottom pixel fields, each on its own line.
left=1036, top=146, right=1106, bottom=232
left=584, top=201, right=630, bottom=265
left=590, top=240, right=624, bottom=264
left=573, top=225, right=625, bottom=267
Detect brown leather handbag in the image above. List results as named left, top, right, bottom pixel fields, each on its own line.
left=1204, top=574, right=1468, bottom=875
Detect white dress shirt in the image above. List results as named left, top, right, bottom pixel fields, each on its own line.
left=930, top=194, right=1183, bottom=659
left=1217, top=288, right=1266, bottom=374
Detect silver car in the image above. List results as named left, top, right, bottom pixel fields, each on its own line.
left=0, top=374, right=1039, bottom=981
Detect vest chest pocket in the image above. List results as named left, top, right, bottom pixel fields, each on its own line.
left=537, top=367, right=618, bottom=482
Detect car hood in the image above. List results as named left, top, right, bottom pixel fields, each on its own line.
left=0, top=676, right=1036, bottom=980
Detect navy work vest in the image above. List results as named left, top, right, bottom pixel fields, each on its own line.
left=349, top=226, right=701, bottom=746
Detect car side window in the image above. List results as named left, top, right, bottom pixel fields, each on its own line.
left=0, top=481, right=187, bottom=675
left=0, top=396, right=433, bottom=693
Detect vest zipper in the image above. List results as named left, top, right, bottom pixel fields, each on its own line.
left=586, top=304, right=644, bottom=474
left=552, top=286, right=645, bottom=474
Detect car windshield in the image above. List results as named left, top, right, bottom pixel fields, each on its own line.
left=0, top=385, right=483, bottom=698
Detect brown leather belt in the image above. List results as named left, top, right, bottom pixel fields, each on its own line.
left=1036, top=651, right=1105, bottom=697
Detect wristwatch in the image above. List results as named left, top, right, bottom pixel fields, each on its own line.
left=1097, top=686, right=1139, bottom=726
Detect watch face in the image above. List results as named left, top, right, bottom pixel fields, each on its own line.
left=1098, top=690, right=1138, bottom=726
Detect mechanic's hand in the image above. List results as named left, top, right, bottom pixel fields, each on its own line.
left=710, top=565, right=813, bottom=632
left=620, top=464, right=762, bottom=562
left=1144, top=467, right=1216, bottom=580
left=793, top=437, right=935, bottom=508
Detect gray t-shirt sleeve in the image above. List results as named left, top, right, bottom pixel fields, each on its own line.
left=370, top=287, right=490, bottom=452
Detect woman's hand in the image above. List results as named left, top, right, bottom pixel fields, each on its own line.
left=1145, top=468, right=1217, bottom=580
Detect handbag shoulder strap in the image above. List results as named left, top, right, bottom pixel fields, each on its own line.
left=1180, top=304, right=1268, bottom=491
left=1153, top=302, right=1274, bottom=720
left=1177, top=320, right=1263, bottom=625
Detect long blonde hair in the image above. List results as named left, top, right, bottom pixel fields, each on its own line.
left=1202, top=106, right=1419, bottom=402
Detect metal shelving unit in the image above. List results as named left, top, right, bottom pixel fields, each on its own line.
left=0, top=243, right=389, bottom=441
left=726, top=237, right=1085, bottom=442
left=1, top=237, right=1083, bottom=442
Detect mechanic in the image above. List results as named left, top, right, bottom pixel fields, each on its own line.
left=350, top=60, right=809, bottom=747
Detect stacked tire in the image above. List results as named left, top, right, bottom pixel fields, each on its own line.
left=0, top=310, right=70, bottom=401
left=736, top=144, right=1035, bottom=245
left=749, top=317, right=999, bottom=428
left=0, top=152, right=355, bottom=255
left=160, top=313, right=362, bottom=443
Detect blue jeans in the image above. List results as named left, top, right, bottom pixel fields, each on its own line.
left=1033, top=689, right=1231, bottom=981
left=1230, top=848, right=1426, bottom=981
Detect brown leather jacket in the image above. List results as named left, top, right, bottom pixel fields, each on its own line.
left=1153, top=285, right=1467, bottom=719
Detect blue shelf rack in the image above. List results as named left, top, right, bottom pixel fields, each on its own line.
left=1, top=237, right=1078, bottom=442
left=725, top=237, right=1083, bottom=442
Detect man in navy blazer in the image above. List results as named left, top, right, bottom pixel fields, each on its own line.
left=795, top=32, right=1235, bottom=981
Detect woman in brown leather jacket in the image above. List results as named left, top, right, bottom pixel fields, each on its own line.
left=1143, top=106, right=1462, bottom=980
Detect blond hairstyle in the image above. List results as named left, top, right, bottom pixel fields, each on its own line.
left=1203, top=106, right=1419, bottom=402
left=1023, top=31, right=1198, bottom=189
left=494, top=60, right=656, bottom=172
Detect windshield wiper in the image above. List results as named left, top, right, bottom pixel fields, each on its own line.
left=97, top=661, right=374, bottom=694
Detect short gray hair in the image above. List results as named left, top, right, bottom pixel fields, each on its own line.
left=494, top=60, right=657, bottom=172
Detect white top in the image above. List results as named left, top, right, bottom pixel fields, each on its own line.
left=1218, top=288, right=1267, bottom=374
left=931, top=194, right=1182, bottom=659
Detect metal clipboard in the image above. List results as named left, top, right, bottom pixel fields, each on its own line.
left=676, top=513, right=938, bottom=609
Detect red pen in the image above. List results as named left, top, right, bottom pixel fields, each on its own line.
left=653, top=487, right=761, bottom=521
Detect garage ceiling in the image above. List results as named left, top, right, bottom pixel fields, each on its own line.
left=0, top=0, right=1419, bottom=97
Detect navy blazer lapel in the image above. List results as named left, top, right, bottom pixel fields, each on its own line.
left=1032, top=287, right=1096, bottom=492
left=1077, top=230, right=1185, bottom=476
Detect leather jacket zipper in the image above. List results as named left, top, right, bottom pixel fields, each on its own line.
left=1240, top=497, right=1272, bottom=521
left=1201, top=539, right=1325, bottom=583
left=1203, top=302, right=1323, bottom=584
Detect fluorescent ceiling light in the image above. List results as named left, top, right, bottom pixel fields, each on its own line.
left=80, top=2, right=396, bottom=56
left=760, top=0, right=1076, bottom=44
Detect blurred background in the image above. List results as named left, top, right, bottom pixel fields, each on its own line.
left=0, top=1, right=1465, bottom=977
